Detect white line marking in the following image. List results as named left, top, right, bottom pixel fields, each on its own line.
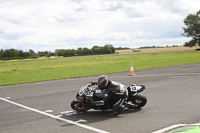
left=44, top=110, right=53, bottom=113
left=60, top=110, right=73, bottom=114
left=60, top=110, right=77, bottom=115
left=190, top=123, right=200, bottom=126
left=0, top=97, right=109, bottom=133
left=75, top=119, right=87, bottom=123
left=152, top=123, right=200, bottom=133
left=152, top=124, right=186, bottom=133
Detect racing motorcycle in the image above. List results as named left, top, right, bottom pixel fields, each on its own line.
left=71, top=83, right=147, bottom=114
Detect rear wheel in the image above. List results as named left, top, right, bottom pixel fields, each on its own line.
left=127, top=94, right=147, bottom=109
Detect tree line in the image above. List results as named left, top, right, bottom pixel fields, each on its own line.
left=0, top=45, right=115, bottom=60
left=0, top=49, right=38, bottom=60
left=140, top=45, right=180, bottom=49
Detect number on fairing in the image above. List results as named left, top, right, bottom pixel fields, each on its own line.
left=130, top=86, right=137, bottom=92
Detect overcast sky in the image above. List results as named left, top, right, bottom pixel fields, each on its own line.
left=0, top=0, right=199, bottom=52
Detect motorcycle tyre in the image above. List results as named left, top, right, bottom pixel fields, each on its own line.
left=71, top=100, right=90, bottom=112
left=128, top=94, right=147, bottom=109
left=71, top=100, right=78, bottom=110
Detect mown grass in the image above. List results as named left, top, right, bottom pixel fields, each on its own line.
left=0, top=51, right=200, bottom=86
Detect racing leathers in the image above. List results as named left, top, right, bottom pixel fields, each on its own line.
left=91, top=79, right=128, bottom=115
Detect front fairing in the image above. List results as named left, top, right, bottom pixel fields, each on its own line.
left=76, top=85, right=94, bottom=101
left=78, top=86, right=89, bottom=96
left=128, top=84, right=145, bottom=96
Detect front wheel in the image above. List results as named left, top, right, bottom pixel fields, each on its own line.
left=127, top=94, right=147, bottom=109
left=71, top=100, right=78, bottom=110
left=71, top=100, right=90, bottom=112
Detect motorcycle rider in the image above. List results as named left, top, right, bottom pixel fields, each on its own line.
left=90, top=75, right=128, bottom=115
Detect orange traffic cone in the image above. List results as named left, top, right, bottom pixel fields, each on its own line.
left=130, top=64, right=135, bottom=76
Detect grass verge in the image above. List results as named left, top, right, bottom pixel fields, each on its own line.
left=0, top=51, right=200, bottom=86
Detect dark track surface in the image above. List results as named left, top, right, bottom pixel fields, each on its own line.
left=1, top=63, right=200, bottom=133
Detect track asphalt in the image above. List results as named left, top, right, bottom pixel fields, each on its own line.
left=1, top=63, right=200, bottom=133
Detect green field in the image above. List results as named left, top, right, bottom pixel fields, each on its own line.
left=0, top=51, right=200, bottom=86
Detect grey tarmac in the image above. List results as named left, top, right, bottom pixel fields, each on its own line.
left=1, top=63, right=200, bottom=133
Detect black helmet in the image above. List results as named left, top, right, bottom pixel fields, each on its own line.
left=97, top=75, right=108, bottom=89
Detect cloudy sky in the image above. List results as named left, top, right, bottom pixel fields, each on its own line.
left=0, top=0, right=199, bottom=52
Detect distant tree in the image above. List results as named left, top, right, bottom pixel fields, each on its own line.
left=182, top=10, right=200, bottom=47
left=77, top=47, right=83, bottom=55
left=115, top=47, right=130, bottom=50
left=37, top=51, right=51, bottom=56
left=0, top=49, right=3, bottom=58
left=19, top=50, right=27, bottom=57
left=55, top=49, right=64, bottom=56
left=91, top=45, right=115, bottom=54
left=0, top=49, right=32, bottom=59
left=55, top=49, right=75, bottom=57
left=38, top=51, right=46, bottom=56
left=29, top=49, right=36, bottom=56
left=103, top=45, right=112, bottom=54
left=105, top=44, right=115, bottom=53
left=44, top=51, right=48, bottom=56
left=92, top=46, right=101, bottom=54
left=83, top=48, right=92, bottom=55
left=67, top=49, right=76, bottom=56
left=4, top=49, right=18, bottom=57
left=49, top=52, right=56, bottom=56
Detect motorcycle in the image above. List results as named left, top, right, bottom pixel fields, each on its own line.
left=71, top=83, right=147, bottom=114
